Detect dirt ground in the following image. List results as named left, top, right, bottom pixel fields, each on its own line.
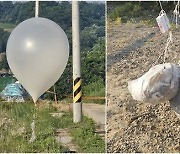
left=107, top=20, right=180, bottom=153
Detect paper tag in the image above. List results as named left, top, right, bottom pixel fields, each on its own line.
left=156, top=11, right=170, bottom=33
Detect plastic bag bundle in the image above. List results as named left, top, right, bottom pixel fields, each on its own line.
left=128, top=63, right=180, bottom=103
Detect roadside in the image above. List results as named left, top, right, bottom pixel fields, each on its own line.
left=46, top=101, right=106, bottom=152
left=53, top=101, right=106, bottom=151
left=83, top=103, right=105, bottom=140
left=82, top=103, right=105, bottom=125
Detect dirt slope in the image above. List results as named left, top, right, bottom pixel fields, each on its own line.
left=107, top=21, right=180, bottom=153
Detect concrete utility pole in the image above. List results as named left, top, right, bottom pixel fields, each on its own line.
left=72, top=1, right=82, bottom=123
left=35, top=0, right=39, bottom=17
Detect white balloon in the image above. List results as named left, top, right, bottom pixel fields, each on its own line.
left=6, top=17, right=69, bottom=102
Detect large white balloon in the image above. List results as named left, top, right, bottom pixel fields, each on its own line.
left=6, top=17, right=69, bottom=102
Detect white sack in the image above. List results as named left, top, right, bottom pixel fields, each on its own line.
left=128, top=63, right=180, bottom=103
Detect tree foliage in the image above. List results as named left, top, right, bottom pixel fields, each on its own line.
left=0, top=28, right=9, bottom=53
left=46, top=38, right=105, bottom=100
left=108, top=1, right=178, bottom=21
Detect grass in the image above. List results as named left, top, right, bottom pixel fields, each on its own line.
left=59, top=112, right=105, bottom=153
left=0, top=101, right=105, bottom=153
left=107, top=2, right=158, bottom=27
left=0, top=102, right=68, bottom=153
left=83, top=78, right=105, bottom=104
left=58, top=78, right=105, bottom=104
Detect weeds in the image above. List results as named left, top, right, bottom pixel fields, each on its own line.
left=115, top=17, right=122, bottom=25
left=0, top=102, right=68, bottom=153
left=60, top=112, right=105, bottom=153
left=0, top=102, right=105, bottom=153
left=108, top=2, right=142, bottom=22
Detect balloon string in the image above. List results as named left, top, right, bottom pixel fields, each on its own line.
left=35, top=0, right=39, bottom=18
left=152, top=31, right=173, bottom=66
left=163, top=31, right=173, bottom=63
left=173, top=0, right=180, bottom=28
left=159, top=0, right=164, bottom=11
left=29, top=119, right=36, bottom=143
left=29, top=103, right=37, bottom=143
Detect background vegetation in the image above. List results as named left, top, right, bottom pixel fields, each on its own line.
left=0, top=1, right=105, bottom=102
left=108, top=1, right=178, bottom=23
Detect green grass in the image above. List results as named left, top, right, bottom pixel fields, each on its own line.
left=0, top=102, right=105, bottom=153
left=0, top=77, right=15, bottom=92
left=83, top=78, right=105, bottom=97
left=56, top=78, right=105, bottom=104
left=59, top=112, right=105, bottom=153
left=83, top=78, right=105, bottom=104
left=0, top=102, right=68, bottom=153
left=0, top=22, right=15, bottom=30
left=108, top=2, right=157, bottom=27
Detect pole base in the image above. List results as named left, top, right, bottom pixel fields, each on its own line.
left=73, top=102, right=82, bottom=123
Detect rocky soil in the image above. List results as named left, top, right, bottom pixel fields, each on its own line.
left=107, top=20, right=180, bottom=153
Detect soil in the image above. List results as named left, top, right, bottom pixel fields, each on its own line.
left=107, top=20, right=180, bottom=153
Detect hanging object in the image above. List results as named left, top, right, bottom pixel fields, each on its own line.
left=173, top=1, right=180, bottom=28
left=128, top=63, right=180, bottom=103
left=156, top=10, right=170, bottom=33
left=6, top=17, right=69, bottom=103
left=29, top=120, right=36, bottom=142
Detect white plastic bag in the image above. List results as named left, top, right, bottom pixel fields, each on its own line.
left=128, top=63, right=180, bottom=103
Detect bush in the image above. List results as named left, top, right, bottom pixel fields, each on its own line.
left=108, top=2, right=142, bottom=22
left=108, top=1, right=177, bottom=22
left=0, top=28, right=10, bottom=53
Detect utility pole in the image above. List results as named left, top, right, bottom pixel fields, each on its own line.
left=72, top=1, right=82, bottom=123
left=35, top=0, right=39, bottom=17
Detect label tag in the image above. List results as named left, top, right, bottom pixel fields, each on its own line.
left=156, top=10, right=170, bottom=33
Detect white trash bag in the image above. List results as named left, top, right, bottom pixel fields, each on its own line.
left=128, top=63, right=180, bottom=103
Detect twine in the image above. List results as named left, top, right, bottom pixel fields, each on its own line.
left=173, top=1, right=180, bottom=28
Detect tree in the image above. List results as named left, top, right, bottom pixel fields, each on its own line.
left=0, top=28, right=10, bottom=53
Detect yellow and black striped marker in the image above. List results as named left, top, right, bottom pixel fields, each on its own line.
left=73, top=77, right=82, bottom=103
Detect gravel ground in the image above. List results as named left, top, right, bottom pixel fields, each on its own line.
left=107, top=20, right=180, bottom=153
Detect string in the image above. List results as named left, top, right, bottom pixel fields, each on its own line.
left=163, top=31, right=173, bottom=63
left=153, top=31, right=172, bottom=65
left=30, top=119, right=36, bottom=142
left=29, top=0, right=40, bottom=143
left=159, top=0, right=163, bottom=11
left=35, top=0, right=39, bottom=18
left=173, top=1, right=180, bottom=28
left=30, top=103, right=37, bottom=143
left=153, top=3, right=173, bottom=65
